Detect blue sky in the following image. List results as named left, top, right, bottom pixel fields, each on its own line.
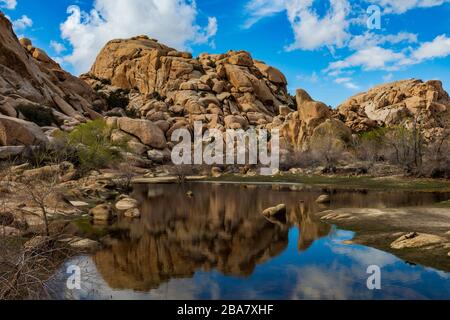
left=2, top=0, right=450, bottom=106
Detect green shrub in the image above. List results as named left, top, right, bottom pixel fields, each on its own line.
left=16, top=104, right=57, bottom=126
left=66, top=119, right=126, bottom=172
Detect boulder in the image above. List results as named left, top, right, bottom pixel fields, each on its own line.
left=316, top=194, right=331, bottom=204
left=64, top=237, right=100, bottom=250
left=0, top=226, right=21, bottom=237
left=262, top=204, right=287, bottom=217
left=0, top=115, right=49, bottom=146
left=117, top=117, right=167, bottom=149
left=391, top=232, right=445, bottom=249
left=0, top=146, right=26, bottom=159
left=124, top=208, right=141, bottom=218
left=115, top=197, right=138, bottom=211
left=89, top=204, right=114, bottom=221
left=296, top=89, right=331, bottom=124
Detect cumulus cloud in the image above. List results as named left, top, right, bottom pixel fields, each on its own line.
left=326, top=46, right=405, bottom=73
left=285, top=0, right=351, bottom=51
left=50, top=40, right=67, bottom=55
left=334, top=77, right=360, bottom=90
left=244, top=0, right=351, bottom=51
left=60, top=0, right=218, bottom=73
left=11, top=15, right=32, bottom=31
left=348, top=32, right=418, bottom=50
left=0, top=0, right=17, bottom=10
left=411, top=34, right=450, bottom=61
left=367, top=0, right=450, bottom=14
left=327, top=34, right=450, bottom=74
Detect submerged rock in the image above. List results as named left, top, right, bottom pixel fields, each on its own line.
left=124, top=208, right=141, bottom=218
left=316, top=194, right=331, bottom=204
left=89, top=204, right=114, bottom=221
left=115, top=197, right=138, bottom=211
left=390, top=232, right=445, bottom=249
left=262, top=204, right=286, bottom=217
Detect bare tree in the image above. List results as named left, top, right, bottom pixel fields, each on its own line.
left=18, top=166, right=62, bottom=237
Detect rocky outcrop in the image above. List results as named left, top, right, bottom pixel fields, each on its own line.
left=0, top=13, right=103, bottom=147
left=83, top=36, right=294, bottom=140
left=337, top=79, right=450, bottom=133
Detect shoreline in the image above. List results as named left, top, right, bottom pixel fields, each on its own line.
left=200, top=174, right=450, bottom=192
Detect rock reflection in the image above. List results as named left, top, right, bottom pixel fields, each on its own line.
left=92, top=183, right=331, bottom=291
left=91, top=183, right=448, bottom=292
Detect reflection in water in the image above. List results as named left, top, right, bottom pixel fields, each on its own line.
left=51, top=183, right=450, bottom=299
left=93, top=184, right=332, bottom=291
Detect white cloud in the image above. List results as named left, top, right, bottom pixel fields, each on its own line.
left=285, top=0, right=351, bottom=51
left=243, top=0, right=286, bottom=28
left=11, top=15, right=32, bottom=31
left=244, top=0, right=351, bottom=51
left=0, top=0, right=17, bottom=10
left=367, top=0, right=450, bottom=14
left=326, top=46, right=405, bottom=73
left=334, top=77, right=360, bottom=90
left=50, top=40, right=67, bottom=54
left=349, top=32, right=418, bottom=50
left=327, top=34, right=450, bottom=74
left=411, top=34, right=450, bottom=61
left=60, top=0, right=218, bottom=74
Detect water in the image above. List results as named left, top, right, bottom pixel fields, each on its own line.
left=51, top=183, right=450, bottom=300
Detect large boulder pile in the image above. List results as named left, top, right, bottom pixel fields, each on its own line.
left=0, top=13, right=104, bottom=149
left=337, top=79, right=450, bottom=134
left=82, top=35, right=294, bottom=138
left=83, top=35, right=352, bottom=155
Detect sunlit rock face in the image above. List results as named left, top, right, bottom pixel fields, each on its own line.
left=337, top=79, right=450, bottom=134
left=92, top=183, right=333, bottom=291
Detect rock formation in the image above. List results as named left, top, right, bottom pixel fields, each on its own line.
left=337, top=79, right=450, bottom=134
left=1, top=12, right=449, bottom=163
left=0, top=12, right=103, bottom=147
left=83, top=35, right=352, bottom=154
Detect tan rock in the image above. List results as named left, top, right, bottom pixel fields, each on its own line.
left=124, top=208, right=141, bottom=218
left=296, top=89, right=331, bottom=124
left=0, top=14, right=102, bottom=136
left=224, top=115, right=249, bottom=129
left=117, top=117, right=167, bottom=149
left=262, top=204, right=287, bottom=217
left=89, top=204, right=114, bottom=221
left=391, top=232, right=445, bottom=249
left=115, top=197, right=138, bottom=211
left=316, top=194, right=331, bottom=204
left=337, top=79, right=450, bottom=132
left=0, top=115, right=49, bottom=146
left=255, top=62, right=287, bottom=85
left=32, top=48, right=52, bottom=63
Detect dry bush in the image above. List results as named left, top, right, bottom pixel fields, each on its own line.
left=0, top=236, right=76, bottom=300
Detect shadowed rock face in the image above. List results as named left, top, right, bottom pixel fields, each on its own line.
left=92, top=184, right=333, bottom=291
left=0, top=13, right=104, bottom=146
